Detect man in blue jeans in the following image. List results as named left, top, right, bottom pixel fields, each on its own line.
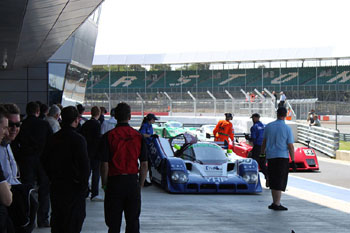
left=261, top=107, right=296, bottom=211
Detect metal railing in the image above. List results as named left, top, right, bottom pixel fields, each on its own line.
left=339, top=133, right=350, bottom=142
left=297, top=123, right=339, bottom=158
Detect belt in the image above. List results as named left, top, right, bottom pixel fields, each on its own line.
left=218, top=132, right=229, bottom=137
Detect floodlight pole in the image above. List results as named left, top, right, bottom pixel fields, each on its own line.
left=187, top=91, right=196, bottom=116
left=225, top=90, right=235, bottom=114
left=136, top=92, right=144, bottom=117
left=163, top=92, right=173, bottom=116
left=207, top=90, right=216, bottom=116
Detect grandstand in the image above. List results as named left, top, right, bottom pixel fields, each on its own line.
left=86, top=49, right=350, bottom=117
left=87, top=66, right=350, bottom=100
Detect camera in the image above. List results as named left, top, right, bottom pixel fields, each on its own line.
left=1, top=60, right=7, bottom=69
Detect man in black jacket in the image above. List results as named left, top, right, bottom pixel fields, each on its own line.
left=81, top=106, right=102, bottom=201
left=14, top=102, right=53, bottom=227
left=41, top=106, right=90, bottom=233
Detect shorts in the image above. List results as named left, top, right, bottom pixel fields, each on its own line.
left=267, top=158, right=289, bottom=191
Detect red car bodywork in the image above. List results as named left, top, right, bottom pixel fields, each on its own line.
left=230, top=141, right=319, bottom=171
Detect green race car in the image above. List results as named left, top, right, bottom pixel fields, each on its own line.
left=153, top=121, right=197, bottom=138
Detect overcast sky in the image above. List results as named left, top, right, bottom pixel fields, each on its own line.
left=94, top=0, right=350, bottom=56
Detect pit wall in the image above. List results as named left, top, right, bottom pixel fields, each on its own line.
left=157, top=116, right=298, bottom=142
left=318, top=115, right=350, bottom=122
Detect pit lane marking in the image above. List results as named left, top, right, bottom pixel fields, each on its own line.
left=285, top=187, right=350, bottom=214
left=259, top=173, right=350, bottom=214
left=317, top=156, right=350, bottom=166
left=289, top=175, right=350, bottom=194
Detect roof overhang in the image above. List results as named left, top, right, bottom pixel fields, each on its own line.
left=93, top=47, right=350, bottom=65
left=0, top=0, right=103, bottom=70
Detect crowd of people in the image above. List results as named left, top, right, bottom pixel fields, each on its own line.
left=0, top=98, right=309, bottom=232
left=213, top=106, right=296, bottom=211
left=0, top=101, right=150, bottom=233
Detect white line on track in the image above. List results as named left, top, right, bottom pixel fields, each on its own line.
left=289, top=175, right=350, bottom=192
left=259, top=173, right=350, bottom=214
left=317, top=156, right=350, bottom=166
left=285, top=186, right=350, bottom=214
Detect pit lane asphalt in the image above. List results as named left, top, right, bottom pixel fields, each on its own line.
left=292, top=143, right=350, bottom=189
left=33, top=144, right=350, bottom=233
left=33, top=183, right=350, bottom=233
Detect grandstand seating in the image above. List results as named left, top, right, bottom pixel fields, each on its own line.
left=88, top=66, right=350, bottom=97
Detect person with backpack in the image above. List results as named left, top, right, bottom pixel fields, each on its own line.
left=213, top=113, right=234, bottom=143
left=99, top=102, right=148, bottom=233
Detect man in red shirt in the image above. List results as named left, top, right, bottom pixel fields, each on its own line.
left=213, top=113, right=234, bottom=143
left=99, top=103, right=148, bottom=233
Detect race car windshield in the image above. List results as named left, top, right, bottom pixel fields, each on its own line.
left=167, top=122, right=183, bottom=128
left=192, top=144, right=227, bottom=164
left=205, top=126, right=215, bottom=132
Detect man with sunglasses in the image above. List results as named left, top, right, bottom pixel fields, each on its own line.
left=0, top=104, right=21, bottom=185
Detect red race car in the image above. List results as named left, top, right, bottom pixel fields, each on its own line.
left=229, top=140, right=319, bottom=171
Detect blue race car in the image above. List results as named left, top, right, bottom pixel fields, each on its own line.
left=147, top=133, right=262, bottom=193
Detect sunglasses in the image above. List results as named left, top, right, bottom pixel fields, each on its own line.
left=9, top=121, right=21, bottom=128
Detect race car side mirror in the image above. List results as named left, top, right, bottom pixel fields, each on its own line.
left=206, top=133, right=211, bottom=139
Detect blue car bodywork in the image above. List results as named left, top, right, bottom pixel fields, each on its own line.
left=148, top=134, right=262, bottom=194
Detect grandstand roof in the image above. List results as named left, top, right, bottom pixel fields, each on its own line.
left=93, top=47, right=350, bottom=65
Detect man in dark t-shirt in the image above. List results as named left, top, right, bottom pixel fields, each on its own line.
left=99, top=102, right=148, bottom=233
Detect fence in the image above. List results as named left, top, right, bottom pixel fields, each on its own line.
left=339, top=133, right=350, bottom=142
left=297, top=123, right=339, bottom=158
left=84, top=98, right=276, bottom=118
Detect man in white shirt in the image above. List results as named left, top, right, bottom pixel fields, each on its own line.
left=278, top=91, right=286, bottom=107
left=46, top=104, right=61, bottom=133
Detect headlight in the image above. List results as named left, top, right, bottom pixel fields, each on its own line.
left=250, top=173, right=258, bottom=182
left=171, top=171, right=188, bottom=183
left=242, top=173, right=258, bottom=183
left=243, top=174, right=250, bottom=182
left=171, top=172, right=179, bottom=181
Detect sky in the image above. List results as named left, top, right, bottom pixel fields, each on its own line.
left=94, top=0, right=350, bottom=56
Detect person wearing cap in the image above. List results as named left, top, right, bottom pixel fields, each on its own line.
left=261, top=107, right=296, bottom=211
left=139, top=113, right=158, bottom=140
left=213, top=113, right=234, bottom=143
left=246, top=113, right=268, bottom=182
left=139, top=113, right=158, bottom=186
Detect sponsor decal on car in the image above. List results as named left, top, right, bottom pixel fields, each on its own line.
left=205, top=177, right=228, bottom=183
left=205, top=165, right=223, bottom=171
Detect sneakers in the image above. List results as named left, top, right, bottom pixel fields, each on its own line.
left=91, top=195, right=104, bottom=202
left=268, top=203, right=288, bottom=211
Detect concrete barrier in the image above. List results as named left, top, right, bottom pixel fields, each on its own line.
left=336, top=150, right=350, bottom=162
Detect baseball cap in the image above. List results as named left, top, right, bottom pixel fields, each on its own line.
left=146, top=113, right=158, bottom=121
left=250, top=113, right=260, bottom=118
